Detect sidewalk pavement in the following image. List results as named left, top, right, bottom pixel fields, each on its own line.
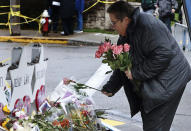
left=0, top=29, right=119, bottom=45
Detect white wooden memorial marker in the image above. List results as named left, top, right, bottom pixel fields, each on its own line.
left=8, top=47, right=34, bottom=110
left=31, top=44, right=48, bottom=101
left=0, top=64, right=9, bottom=105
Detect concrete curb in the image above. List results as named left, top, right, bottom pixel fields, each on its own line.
left=67, top=39, right=100, bottom=46
left=0, top=36, right=68, bottom=44
left=0, top=36, right=101, bottom=46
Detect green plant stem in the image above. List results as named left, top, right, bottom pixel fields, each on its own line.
left=73, top=81, right=102, bottom=92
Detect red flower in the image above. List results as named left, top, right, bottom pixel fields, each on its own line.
left=95, top=50, right=102, bottom=58
left=98, top=45, right=104, bottom=54
left=52, top=120, right=60, bottom=126
left=81, top=110, right=89, bottom=117
left=84, top=120, right=90, bottom=124
left=111, top=45, right=123, bottom=55
left=124, top=43, right=130, bottom=52
left=60, top=119, right=70, bottom=128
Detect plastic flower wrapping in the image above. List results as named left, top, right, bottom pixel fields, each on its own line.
left=0, top=78, right=108, bottom=131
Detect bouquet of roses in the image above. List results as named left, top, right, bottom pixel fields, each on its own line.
left=95, top=39, right=141, bottom=90
left=95, top=39, right=131, bottom=74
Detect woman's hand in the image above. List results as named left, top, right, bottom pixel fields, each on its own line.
left=125, top=70, right=133, bottom=80
left=101, top=91, right=113, bottom=97
left=172, top=9, right=175, bottom=13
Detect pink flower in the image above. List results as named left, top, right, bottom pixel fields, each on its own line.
left=124, top=43, right=130, bottom=52
left=63, top=78, right=71, bottom=85
left=111, top=44, right=116, bottom=50
left=111, top=45, right=123, bottom=55
left=95, top=50, right=102, bottom=58
left=98, top=45, right=104, bottom=54
left=102, top=42, right=111, bottom=52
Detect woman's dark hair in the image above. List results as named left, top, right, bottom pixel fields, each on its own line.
left=107, top=0, right=135, bottom=20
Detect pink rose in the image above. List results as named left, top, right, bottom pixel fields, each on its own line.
left=102, top=42, right=111, bottom=52
left=124, top=43, right=130, bottom=52
left=111, top=45, right=123, bottom=55
left=98, top=45, right=104, bottom=54
left=63, top=78, right=71, bottom=85
left=95, top=50, right=102, bottom=58
left=111, top=44, right=117, bottom=50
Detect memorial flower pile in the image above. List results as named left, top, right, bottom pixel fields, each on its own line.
left=0, top=81, right=107, bottom=131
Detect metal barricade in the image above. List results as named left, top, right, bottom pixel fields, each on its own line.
left=173, top=23, right=191, bottom=51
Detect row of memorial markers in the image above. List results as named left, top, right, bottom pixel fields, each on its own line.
left=0, top=44, right=47, bottom=111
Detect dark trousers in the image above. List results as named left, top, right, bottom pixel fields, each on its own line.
left=76, top=11, right=83, bottom=31
left=52, top=6, right=60, bottom=32
left=159, top=17, right=172, bottom=33
left=140, top=86, right=185, bottom=131
left=62, top=17, right=73, bottom=35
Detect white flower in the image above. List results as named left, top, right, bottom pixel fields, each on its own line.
left=15, top=111, right=26, bottom=119
left=31, top=125, right=40, bottom=131
left=31, top=111, right=36, bottom=118
left=13, top=122, right=24, bottom=131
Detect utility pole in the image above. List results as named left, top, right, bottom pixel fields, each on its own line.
left=10, top=0, right=21, bottom=36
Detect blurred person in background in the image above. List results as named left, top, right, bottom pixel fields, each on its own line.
left=156, top=0, right=178, bottom=32
left=74, top=0, right=84, bottom=33
left=47, top=0, right=61, bottom=33
left=60, top=0, right=75, bottom=36
left=141, top=0, right=156, bottom=15
left=179, top=0, right=191, bottom=51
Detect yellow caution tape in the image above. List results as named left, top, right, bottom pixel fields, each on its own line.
left=83, top=0, right=114, bottom=13
left=8, top=12, right=11, bottom=34
left=7, top=8, right=42, bottom=34
left=83, top=0, right=100, bottom=13
left=0, top=12, right=9, bottom=15
left=0, top=58, right=11, bottom=64
left=5, top=80, right=11, bottom=89
left=0, top=0, right=114, bottom=34
left=0, top=4, right=42, bottom=34
left=99, top=0, right=114, bottom=4
left=0, top=5, right=20, bottom=8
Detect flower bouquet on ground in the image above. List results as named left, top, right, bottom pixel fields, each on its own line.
left=0, top=79, right=108, bottom=131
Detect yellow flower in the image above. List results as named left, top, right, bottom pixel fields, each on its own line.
left=2, top=118, right=10, bottom=130
left=3, top=105, right=11, bottom=114
left=21, top=108, right=25, bottom=113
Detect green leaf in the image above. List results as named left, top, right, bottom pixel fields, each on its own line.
left=119, top=66, right=127, bottom=72
left=115, top=60, right=121, bottom=68
left=119, top=54, right=123, bottom=62
left=102, top=59, right=108, bottom=63
left=110, top=63, right=115, bottom=70
left=76, top=83, right=84, bottom=87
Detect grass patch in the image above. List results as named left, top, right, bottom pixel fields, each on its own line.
left=84, top=28, right=117, bottom=34
left=171, top=13, right=179, bottom=26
